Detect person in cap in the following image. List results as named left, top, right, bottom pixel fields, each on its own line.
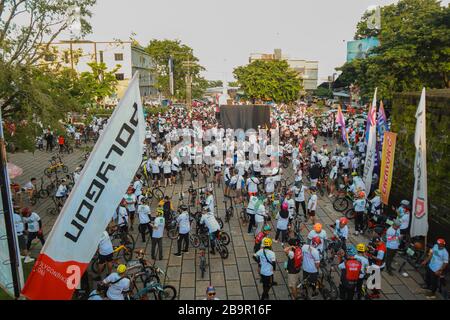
left=307, top=223, right=327, bottom=255
left=395, top=200, right=411, bottom=248
left=204, top=286, right=220, bottom=300
left=102, top=264, right=130, bottom=300
left=385, top=219, right=402, bottom=275
left=123, top=186, right=137, bottom=230
left=369, top=189, right=382, bottom=216
left=421, top=238, right=448, bottom=299
left=353, top=191, right=367, bottom=236
left=355, top=243, right=369, bottom=300
left=253, top=237, right=276, bottom=300
left=338, top=245, right=363, bottom=300
left=292, top=180, right=308, bottom=219
left=174, top=204, right=191, bottom=256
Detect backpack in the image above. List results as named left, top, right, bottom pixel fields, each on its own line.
left=293, top=246, right=303, bottom=270
left=345, top=259, right=362, bottom=282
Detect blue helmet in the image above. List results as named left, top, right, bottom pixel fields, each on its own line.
left=346, top=245, right=357, bottom=257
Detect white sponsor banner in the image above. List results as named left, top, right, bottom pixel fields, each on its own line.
left=411, top=88, right=428, bottom=237
left=363, top=88, right=377, bottom=193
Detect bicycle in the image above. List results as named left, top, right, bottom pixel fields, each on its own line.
left=90, top=244, right=134, bottom=275
left=46, top=195, right=66, bottom=215
left=142, top=185, right=165, bottom=202
left=109, top=224, right=136, bottom=251
left=317, top=263, right=339, bottom=300
left=332, top=189, right=354, bottom=212
left=127, top=278, right=176, bottom=300
left=224, top=198, right=234, bottom=223
left=29, top=177, right=50, bottom=205
left=199, top=245, right=208, bottom=279
left=44, top=156, right=68, bottom=177
left=126, top=249, right=167, bottom=292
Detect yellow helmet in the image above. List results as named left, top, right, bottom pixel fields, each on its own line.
left=262, top=237, right=272, bottom=248
left=356, top=243, right=366, bottom=253
left=117, top=264, right=127, bottom=274
left=156, top=207, right=164, bottom=216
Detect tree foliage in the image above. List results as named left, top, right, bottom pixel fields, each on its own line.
left=233, top=59, right=302, bottom=103
left=144, top=39, right=207, bottom=99
left=80, top=62, right=119, bottom=104
left=337, top=0, right=449, bottom=101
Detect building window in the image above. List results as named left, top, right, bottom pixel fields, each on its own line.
left=99, top=51, right=104, bottom=63
left=115, top=53, right=124, bottom=61
left=115, top=73, right=125, bottom=80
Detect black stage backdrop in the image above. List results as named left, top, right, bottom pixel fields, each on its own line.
left=219, top=105, right=271, bottom=130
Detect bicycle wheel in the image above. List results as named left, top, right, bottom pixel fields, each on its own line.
left=152, top=187, right=164, bottom=201
left=333, top=197, right=349, bottom=212
left=44, top=168, right=53, bottom=177
left=345, top=209, right=356, bottom=220
left=39, top=189, right=49, bottom=199
left=217, top=243, right=229, bottom=259
left=219, top=232, right=231, bottom=245
left=200, top=258, right=206, bottom=278
left=217, top=217, right=224, bottom=229
left=168, top=228, right=179, bottom=240
left=62, top=165, right=69, bottom=173
left=158, top=285, right=177, bottom=300
left=190, top=234, right=201, bottom=248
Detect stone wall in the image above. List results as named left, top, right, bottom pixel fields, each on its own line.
left=390, top=89, right=450, bottom=243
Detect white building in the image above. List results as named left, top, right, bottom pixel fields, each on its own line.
left=249, top=49, right=319, bottom=92
left=43, top=40, right=158, bottom=99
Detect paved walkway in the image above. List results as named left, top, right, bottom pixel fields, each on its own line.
left=7, top=143, right=436, bottom=300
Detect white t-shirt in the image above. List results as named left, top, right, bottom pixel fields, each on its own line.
left=200, top=214, right=220, bottom=233
left=246, top=177, right=259, bottom=193
left=55, top=184, right=68, bottom=197
left=307, top=230, right=327, bottom=252
left=152, top=217, right=165, bottom=238
left=137, top=204, right=151, bottom=224
left=98, top=231, right=114, bottom=256
left=307, top=194, right=318, bottom=211
left=123, top=194, right=137, bottom=212
left=302, top=244, right=321, bottom=273
left=162, top=161, right=172, bottom=174
left=117, top=206, right=128, bottom=226
left=24, top=212, right=41, bottom=232
left=104, top=273, right=130, bottom=300
left=133, top=180, right=143, bottom=197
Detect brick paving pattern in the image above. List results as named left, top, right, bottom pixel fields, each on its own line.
left=7, top=141, right=438, bottom=300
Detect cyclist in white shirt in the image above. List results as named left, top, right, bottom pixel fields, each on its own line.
left=137, top=198, right=152, bottom=243
left=123, top=187, right=137, bottom=230
left=133, top=174, right=143, bottom=197
left=174, top=205, right=191, bottom=256
left=200, top=210, right=221, bottom=255
left=96, top=230, right=114, bottom=277
left=150, top=209, right=165, bottom=260
left=162, top=158, right=172, bottom=187
left=102, top=264, right=130, bottom=300
left=246, top=175, right=260, bottom=197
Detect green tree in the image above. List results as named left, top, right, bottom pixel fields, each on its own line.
left=233, top=60, right=302, bottom=103
left=145, top=39, right=207, bottom=100
left=337, top=0, right=450, bottom=101
left=207, top=80, right=223, bottom=87
left=314, top=86, right=333, bottom=98
left=80, top=62, right=119, bottom=104
left=227, top=81, right=239, bottom=88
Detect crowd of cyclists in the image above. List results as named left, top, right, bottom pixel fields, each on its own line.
left=11, top=100, right=448, bottom=301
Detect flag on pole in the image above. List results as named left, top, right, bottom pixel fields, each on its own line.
left=377, top=100, right=388, bottom=143
left=21, top=73, right=146, bottom=300
left=363, top=88, right=378, bottom=193
left=367, top=5, right=381, bottom=30
left=336, top=105, right=349, bottom=146
left=411, top=88, right=428, bottom=238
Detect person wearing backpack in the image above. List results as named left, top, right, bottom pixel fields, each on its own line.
left=102, top=264, right=130, bottom=300
left=284, top=238, right=303, bottom=300
left=338, top=245, right=363, bottom=300
left=254, top=225, right=271, bottom=253
left=253, top=237, right=277, bottom=300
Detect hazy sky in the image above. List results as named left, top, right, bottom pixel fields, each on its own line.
left=79, top=0, right=448, bottom=84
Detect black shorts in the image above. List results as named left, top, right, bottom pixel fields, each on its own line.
left=172, top=170, right=178, bottom=176
left=18, top=234, right=26, bottom=251
left=260, top=274, right=272, bottom=286
left=98, top=253, right=113, bottom=264
left=164, top=173, right=171, bottom=179
left=303, top=271, right=318, bottom=284
left=308, top=210, right=316, bottom=217
left=153, top=173, right=161, bottom=180
left=128, top=210, right=136, bottom=218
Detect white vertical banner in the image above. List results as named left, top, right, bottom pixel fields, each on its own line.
left=363, top=88, right=378, bottom=193
left=21, top=73, right=145, bottom=300
left=411, top=88, right=428, bottom=237
left=168, top=57, right=174, bottom=96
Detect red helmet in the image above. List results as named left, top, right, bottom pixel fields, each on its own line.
left=437, top=238, right=446, bottom=246
left=339, top=217, right=349, bottom=225
left=311, top=236, right=321, bottom=247
left=21, top=207, right=31, bottom=215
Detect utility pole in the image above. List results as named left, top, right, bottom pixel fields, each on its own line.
left=182, top=58, right=197, bottom=110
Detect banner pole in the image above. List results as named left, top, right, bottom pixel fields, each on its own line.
left=0, top=109, right=22, bottom=299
